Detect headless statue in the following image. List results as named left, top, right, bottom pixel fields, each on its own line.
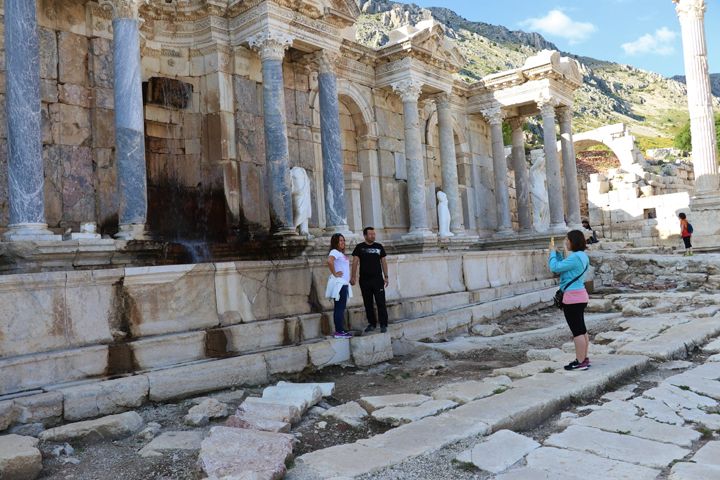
left=290, top=166, right=312, bottom=236
left=437, top=190, right=454, bottom=238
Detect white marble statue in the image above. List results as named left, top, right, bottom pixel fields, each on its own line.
left=529, top=150, right=551, bottom=232
left=437, top=190, right=454, bottom=238
left=290, top=166, right=312, bottom=236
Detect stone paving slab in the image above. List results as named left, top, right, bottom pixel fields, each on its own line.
left=431, top=380, right=504, bottom=404
left=237, top=397, right=301, bottom=424
left=0, top=434, right=42, bottom=480
left=631, top=396, right=685, bottom=425
left=455, top=429, right=539, bottom=474
left=641, top=384, right=717, bottom=411
left=544, top=425, right=690, bottom=468
left=321, top=401, right=367, bottom=427
left=357, top=394, right=431, bottom=413
left=615, top=316, right=720, bottom=360
left=690, top=440, right=720, bottom=466
left=371, top=399, right=457, bottom=426
left=261, top=383, right=322, bottom=413
left=668, top=462, right=720, bottom=480
left=492, top=360, right=563, bottom=379
left=225, top=413, right=291, bottom=433
left=664, top=373, right=720, bottom=400
left=39, top=411, right=144, bottom=443
left=138, top=430, right=204, bottom=457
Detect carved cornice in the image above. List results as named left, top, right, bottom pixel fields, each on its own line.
left=99, top=0, right=149, bottom=20
left=247, top=30, right=293, bottom=61
left=674, top=0, right=706, bottom=19
left=391, top=79, right=423, bottom=103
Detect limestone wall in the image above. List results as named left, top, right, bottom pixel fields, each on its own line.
left=0, top=250, right=552, bottom=396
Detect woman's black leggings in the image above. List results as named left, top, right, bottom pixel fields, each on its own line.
left=563, top=302, right=588, bottom=337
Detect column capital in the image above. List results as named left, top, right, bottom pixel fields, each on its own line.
left=507, top=116, right=525, bottom=130
left=536, top=93, right=559, bottom=118
left=674, top=0, right=706, bottom=19
left=556, top=105, right=573, bottom=123
left=314, top=50, right=340, bottom=75
left=480, top=105, right=504, bottom=126
left=433, top=91, right=452, bottom=109
left=391, top=79, right=423, bottom=103
left=248, top=31, right=294, bottom=62
left=99, top=0, right=148, bottom=19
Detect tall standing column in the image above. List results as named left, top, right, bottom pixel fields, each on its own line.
left=392, top=80, right=431, bottom=236
left=508, top=117, right=532, bottom=232
left=3, top=0, right=57, bottom=240
left=316, top=51, right=349, bottom=234
left=103, top=0, right=148, bottom=240
left=435, top=92, right=464, bottom=234
left=483, top=106, right=512, bottom=234
left=538, top=97, right=567, bottom=230
left=249, top=31, right=295, bottom=234
left=557, top=106, right=582, bottom=227
left=674, top=0, right=719, bottom=194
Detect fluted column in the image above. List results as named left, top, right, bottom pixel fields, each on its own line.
left=435, top=92, right=464, bottom=234
left=483, top=106, right=512, bottom=234
left=102, top=0, right=149, bottom=240
left=508, top=117, right=532, bottom=232
left=557, top=106, right=582, bottom=227
left=674, top=0, right=719, bottom=194
left=538, top=96, right=566, bottom=230
left=392, top=80, right=431, bottom=235
left=316, top=51, right=349, bottom=233
left=3, top=0, right=57, bottom=240
left=249, top=31, right=295, bottom=234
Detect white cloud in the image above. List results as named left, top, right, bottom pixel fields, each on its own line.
left=520, top=9, right=597, bottom=44
left=621, top=27, right=678, bottom=55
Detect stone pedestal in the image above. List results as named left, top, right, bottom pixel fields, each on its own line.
left=249, top=31, right=295, bottom=236
left=557, top=107, right=582, bottom=229
left=435, top=93, right=464, bottom=234
left=3, top=0, right=57, bottom=241
left=483, top=106, right=513, bottom=235
left=539, top=97, right=567, bottom=232
left=509, top=117, right=532, bottom=232
left=687, top=193, right=720, bottom=247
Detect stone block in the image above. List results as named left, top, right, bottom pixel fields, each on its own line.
left=138, top=431, right=204, bottom=458
left=455, top=430, right=540, bottom=474
left=263, top=345, right=309, bottom=375
left=58, top=376, right=149, bottom=421
left=321, top=401, right=368, bottom=427
left=185, top=398, right=229, bottom=426
left=39, top=27, right=58, bottom=80
left=299, top=313, right=323, bottom=340
left=49, top=103, right=91, bottom=145
left=308, top=339, right=351, bottom=367
left=130, top=331, right=207, bottom=370
left=225, top=414, right=290, bottom=433
left=124, top=264, right=219, bottom=337
left=58, top=31, right=88, bottom=86
left=521, top=446, right=660, bottom=480
left=89, top=37, right=113, bottom=88
left=147, top=353, right=268, bottom=402
left=39, top=411, right=144, bottom=443
left=371, top=399, right=457, bottom=426
left=91, top=107, right=115, bottom=148
left=0, top=435, right=42, bottom=480
left=0, top=401, right=16, bottom=431
left=61, top=146, right=95, bottom=223
left=431, top=380, right=502, bottom=404
left=358, top=394, right=432, bottom=413
left=59, top=83, right=90, bottom=107
left=14, top=392, right=63, bottom=424
left=262, top=384, right=322, bottom=413
left=238, top=397, right=301, bottom=424
left=222, top=319, right=286, bottom=354
left=350, top=333, right=393, bottom=367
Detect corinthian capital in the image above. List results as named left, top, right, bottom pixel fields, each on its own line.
left=248, top=31, right=294, bottom=62
left=433, top=92, right=451, bottom=109
left=480, top=105, right=504, bottom=126
left=536, top=93, right=559, bottom=117
left=674, top=0, right=706, bottom=19
left=99, top=0, right=148, bottom=20
left=391, top=79, right=423, bottom=103
left=556, top=105, right=573, bottom=123
left=315, top=50, right=340, bottom=75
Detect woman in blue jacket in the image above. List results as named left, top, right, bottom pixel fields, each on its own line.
left=549, top=230, right=590, bottom=371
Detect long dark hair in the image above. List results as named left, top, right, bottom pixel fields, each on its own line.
left=567, top=230, right=587, bottom=252
left=330, top=233, right=345, bottom=252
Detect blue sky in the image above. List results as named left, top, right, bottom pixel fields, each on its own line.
left=412, top=0, right=719, bottom=78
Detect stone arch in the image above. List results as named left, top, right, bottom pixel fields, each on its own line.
left=568, top=123, right=644, bottom=168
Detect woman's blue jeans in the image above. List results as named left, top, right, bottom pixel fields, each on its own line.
left=333, top=285, right=349, bottom=333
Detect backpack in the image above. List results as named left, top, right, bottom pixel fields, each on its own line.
left=688, top=223, right=694, bottom=234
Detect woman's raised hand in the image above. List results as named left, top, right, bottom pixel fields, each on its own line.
left=549, top=237, right=555, bottom=251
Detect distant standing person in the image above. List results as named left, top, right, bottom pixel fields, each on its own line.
left=679, top=212, right=693, bottom=256
left=549, top=231, right=591, bottom=371
left=326, top=233, right=352, bottom=339
left=351, top=227, right=389, bottom=333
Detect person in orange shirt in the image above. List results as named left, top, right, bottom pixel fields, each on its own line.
left=678, top=212, right=693, bottom=256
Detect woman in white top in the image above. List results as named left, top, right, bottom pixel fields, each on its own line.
left=327, top=233, right=351, bottom=338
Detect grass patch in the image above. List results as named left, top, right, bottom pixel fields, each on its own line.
left=493, top=387, right=509, bottom=395
left=677, top=385, right=691, bottom=391
left=451, top=459, right=478, bottom=472
left=696, top=426, right=714, bottom=440
left=616, top=430, right=631, bottom=435
left=541, top=367, right=556, bottom=374
left=400, top=372, right=412, bottom=380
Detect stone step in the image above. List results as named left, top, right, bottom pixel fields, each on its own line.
left=39, top=411, right=144, bottom=443
left=371, top=399, right=457, bottom=426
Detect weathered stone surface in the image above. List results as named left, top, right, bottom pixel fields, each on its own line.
left=277, top=381, right=334, bottom=398
left=690, top=441, right=720, bottom=466
left=39, top=411, right=144, bottom=443
left=49, top=103, right=91, bottom=146
left=198, top=426, right=295, bottom=480
left=493, top=360, right=562, bottom=379
left=58, top=32, right=88, bottom=86
left=226, top=414, right=291, bottom=433
left=641, top=384, right=716, bottom=411
left=526, top=348, right=566, bottom=362
left=0, top=434, right=42, bottom=480
left=262, top=383, right=322, bottom=413
left=0, top=401, right=16, bottom=431
left=455, top=430, right=540, bottom=473
left=184, top=398, right=229, bottom=426
left=471, top=323, right=503, bottom=337
left=14, top=392, right=63, bottom=424
left=321, top=401, right=367, bottom=427
left=138, top=431, right=204, bottom=458
left=59, top=376, right=149, bottom=421
left=703, top=338, right=720, bottom=354
left=130, top=332, right=206, bottom=370
left=431, top=380, right=502, bottom=404
left=669, top=462, right=720, bottom=480
left=350, top=333, right=393, bottom=367
left=308, top=339, right=351, bottom=367
left=545, top=425, right=689, bottom=468
left=630, top=396, right=685, bottom=425
left=264, top=345, right=310, bottom=375
left=358, top=394, right=432, bottom=413
left=238, top=397, right=301, bottom=424
left=371, top=399, right=457, bottom=426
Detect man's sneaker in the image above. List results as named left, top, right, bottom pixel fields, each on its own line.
left=564, top=359, right=588, bottom=371
left=380, top=326, right=387, bottom=333
left=364, top=325, right=376, bottom=333
left=334, top=331, right=352, bottom=339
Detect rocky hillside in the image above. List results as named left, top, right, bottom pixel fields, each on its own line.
left=356, top=0, right=720, bottom=150
left=673, top=73, right=720, bottom=98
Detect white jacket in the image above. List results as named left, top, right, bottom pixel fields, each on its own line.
left=325, top=275, right=353, bottom=301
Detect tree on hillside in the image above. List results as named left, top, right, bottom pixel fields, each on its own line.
left=674, top=114, right=720, bottom=156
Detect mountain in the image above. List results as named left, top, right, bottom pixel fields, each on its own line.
left=672, top=73, right=720, bottom=98
left=356, top=0, right=719, bottom=150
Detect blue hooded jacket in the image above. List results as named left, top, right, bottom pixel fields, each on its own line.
left=548, top=251, right=589, bottom=292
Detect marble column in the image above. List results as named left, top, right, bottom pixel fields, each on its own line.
left=557, top=106, right=582, bottom=228
left=674, top=0, right=719, bottom=194
left=435, top=92, right=464, bottom=234
left=316, top=51, right=349, bottom=233
left=3, top=0, right=57, bottom=240
left=538, top=97, right=567, bottom=230
left=392, top=80, right=431, bottom=236
left=483, top=106, right=512, bottom=234
left=508, top=117, right=532, bottom=232
left=102, top=0, right=149, bottom=240
left=249, top=31, right=295, bottom=234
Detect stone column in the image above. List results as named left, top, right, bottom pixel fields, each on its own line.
left=538, top=96, right=567, bottom=230
left=483, top=106, right=512, bottom=234
left=357, top=135, right=384, bottom=230
left=344, top=171, right=364, bottom=233
left=102, top=0, right=149, bottom=240
left=557, top=106, right=582, bottom=228
left=435, top=92, right=464, bottom=234
left=316, top=51, right=349, bottom=233
left=392, top=80, right=432, bottom=236
left=508, top=117, right=532, bottom=232
left=248, top=31, right=295, bottom=235
left=674, top=0, right=719, bottom=194
left=3, top=0, right=57, bottom=240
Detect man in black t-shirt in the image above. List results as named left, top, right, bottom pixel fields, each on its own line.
left=351, top=227, right=389, bottom=333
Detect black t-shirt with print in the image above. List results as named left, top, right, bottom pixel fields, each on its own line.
left=352, top=242, right=386, bottom=282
